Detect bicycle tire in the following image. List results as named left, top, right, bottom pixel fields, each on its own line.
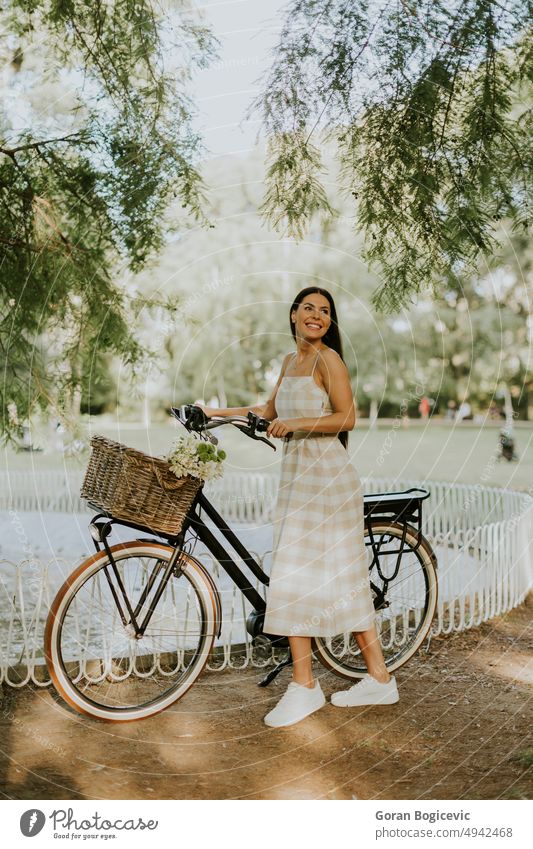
left=45, top=541, right=220, bottom=722
left=313, top=520, right=438, bottom=679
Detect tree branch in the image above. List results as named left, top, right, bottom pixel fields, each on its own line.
left=0, top=132, right=91, bottom=158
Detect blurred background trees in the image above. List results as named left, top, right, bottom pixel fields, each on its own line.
left=124, top=149, right=533, bottom=423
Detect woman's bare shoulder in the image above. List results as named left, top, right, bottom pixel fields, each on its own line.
left=316, top=348, right=349, bottom=384
left=318, top=347, right=345, bottom=366
left=278, top=351, right=296, bottom=377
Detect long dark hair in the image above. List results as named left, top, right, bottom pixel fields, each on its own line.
left=289, top=286, right=350, bottom=450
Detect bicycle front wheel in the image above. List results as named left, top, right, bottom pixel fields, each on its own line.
left=313, top=520, right=438, bottom=679
left=45, top=541, right=219, bottom=722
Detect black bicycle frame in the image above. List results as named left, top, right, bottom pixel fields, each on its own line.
left=87, top=485, right=430, bottom=640
left=184, top=491, right=268, bottom=612
left=87, top=486, right=269, bottom=640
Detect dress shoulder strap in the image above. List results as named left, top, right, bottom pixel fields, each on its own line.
left=287, top=350, right=322, bottom=376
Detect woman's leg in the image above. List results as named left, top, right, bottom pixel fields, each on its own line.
left=263, top=635, right=325, bottom=726
left=353, top=624, right=391, bottom=683
left=289, top=636, right=315, bottom=687
left=329, top=623, right=398, bottom=707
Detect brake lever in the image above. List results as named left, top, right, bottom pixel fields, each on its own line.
left=245, top=411, right=277, bottom=450
left=255, top=434, right=277, bottom=450
left=231, top=422, right=276, bottom=450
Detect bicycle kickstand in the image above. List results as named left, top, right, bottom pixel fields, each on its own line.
left=258, top=651, right=293, bottom=687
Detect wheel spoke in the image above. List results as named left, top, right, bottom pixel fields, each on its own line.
left=314, top=523, right=437, bottom=676
left=49, top=548, right=214, bottom=716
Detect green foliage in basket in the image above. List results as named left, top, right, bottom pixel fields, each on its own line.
left=168, top=432, right=226, bottom=482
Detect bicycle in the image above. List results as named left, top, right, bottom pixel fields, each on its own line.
left=45, top=405, right=438, bottom=722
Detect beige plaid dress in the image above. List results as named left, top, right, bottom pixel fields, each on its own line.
left=263, top=351, right=376, bottom=638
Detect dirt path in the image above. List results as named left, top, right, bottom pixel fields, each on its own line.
left=1, top=596, right=532, bottom=801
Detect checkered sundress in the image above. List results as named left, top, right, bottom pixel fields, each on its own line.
left=263, top=350, right=376, bottom=638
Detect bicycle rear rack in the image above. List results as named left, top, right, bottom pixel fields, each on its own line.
left=363, top=487, right=430, bottom=553
left=363, top=486, right=430, bottom=523
left=363, top=487, right=431, bottom=610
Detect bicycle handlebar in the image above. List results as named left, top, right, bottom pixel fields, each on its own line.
left=170, top=405, right=277, bottom=451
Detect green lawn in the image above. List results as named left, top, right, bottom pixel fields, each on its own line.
left=2, top=418, right=532, bottom=493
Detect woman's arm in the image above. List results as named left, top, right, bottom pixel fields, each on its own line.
left=196, top=403, right=264, bottom=419
left=196, top=353, right=292, bottom=419
left=266, top=349, right=356, bottom=438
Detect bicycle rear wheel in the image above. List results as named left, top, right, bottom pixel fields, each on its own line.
left=45, top=541, right=219, bottom=721
left=313, top=520, right=437, bottom=679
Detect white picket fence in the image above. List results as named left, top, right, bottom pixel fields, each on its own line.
left=0, top=472, right=532, bottom=687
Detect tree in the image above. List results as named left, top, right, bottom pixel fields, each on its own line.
left=255, top=0, right=532, bottom=312
left=0, top=0, right=216, bottom=440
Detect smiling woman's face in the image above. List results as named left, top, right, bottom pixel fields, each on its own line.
left=291, top=293, right=332, bottom=343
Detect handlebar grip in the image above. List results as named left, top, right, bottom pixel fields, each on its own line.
left=171, top=405, right=208, bottom=430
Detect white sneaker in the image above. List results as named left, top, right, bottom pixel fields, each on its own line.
left=264, top=679, right=326, bottom=727
left=331, top=674, right=399, bottom=707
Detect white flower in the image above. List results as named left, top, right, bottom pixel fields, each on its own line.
left=167, top=432, right=226, bottom=483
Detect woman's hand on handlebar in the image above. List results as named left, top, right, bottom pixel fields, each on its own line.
left=266, top=418, right=293, bottom=438
left=194, top=404, right=220, bottom=418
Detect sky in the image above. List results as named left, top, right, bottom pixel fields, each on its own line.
left=191, top=0, right=286, bottom=157
left=1, top=0, right=285, bottom=157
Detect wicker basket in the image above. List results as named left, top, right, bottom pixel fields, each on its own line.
left=80, top=435, right=203, bottom=535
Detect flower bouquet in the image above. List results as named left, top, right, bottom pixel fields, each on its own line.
left=167, top=432, right=227, bottom=483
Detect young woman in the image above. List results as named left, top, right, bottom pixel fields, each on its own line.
left=198, top=287, right=399, bottom=727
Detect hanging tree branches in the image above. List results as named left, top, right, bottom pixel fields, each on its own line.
left=254, top=0, right=532, bottom=311
left=0, top=0, right=217, bottom=439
